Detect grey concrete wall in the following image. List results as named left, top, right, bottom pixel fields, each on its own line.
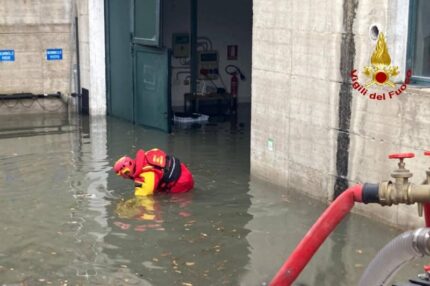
left=0, top=0, right=106, bottom=116
left=0, top=0, right=73, bottom=97
left=0, top=98, right=66, bottom=114
left=251, top=0, right=430, bottom=228
left=251, top=0, right=342, bottom=198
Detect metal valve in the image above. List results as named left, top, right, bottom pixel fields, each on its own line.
left=377, top=153, right=416, bottom=206
left=368, top=152, right=430, bottom=213
left=388, top=152, right=415, bottom=181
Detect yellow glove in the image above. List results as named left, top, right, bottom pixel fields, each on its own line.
left=134, top=172, right=155, bottom=196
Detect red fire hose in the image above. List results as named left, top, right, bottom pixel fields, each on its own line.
left=270, top=184, right=363, bottom=286
left=424, top=203, right=430, bottom=227
left=423, top=152, right=430, bottom=227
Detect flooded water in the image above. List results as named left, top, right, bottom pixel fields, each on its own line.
left=0, top=111, right=427, bottom=286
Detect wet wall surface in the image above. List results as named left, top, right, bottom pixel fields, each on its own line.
left=0, top=112, right=426, bottom=285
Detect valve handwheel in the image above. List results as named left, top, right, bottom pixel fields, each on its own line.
left=388, top=153, right=414, bottom=172
left=424, top=151, right=430, bottom=156
left=388, top=153, right=415, bottom=159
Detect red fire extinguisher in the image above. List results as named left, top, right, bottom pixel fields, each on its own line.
left=230, top=72, right=238, bottom=98
left=225, top=65, right=245, bottom=114
left=231, top=72, right=239, bottom=113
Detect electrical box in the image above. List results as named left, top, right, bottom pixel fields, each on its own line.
left=198, top=50, right=219, bottom=80
left=172, top=33, right=190, bottom=58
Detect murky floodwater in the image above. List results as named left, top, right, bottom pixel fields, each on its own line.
left=0, top=111, right=427, bottom=286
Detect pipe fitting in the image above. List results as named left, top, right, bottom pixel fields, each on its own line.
left=359, top=228, right=430, bottom=286
left=413, top=228, right=430, bottom=256
left=410, top=185, right=430, bottom=204
left=378, top=181, right=430, bottom=206
left=376, top=152, right=430, bottom=206
left=364, top=153, right=430, bottom=206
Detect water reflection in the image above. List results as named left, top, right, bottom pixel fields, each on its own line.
left=104, top=192, right=251, bottom=285
left=65, top=115, right=112, bottom=282
left=0, top=111, right=424, bottom=286
left=103, top=114, right=253, bottom=286
left=241, top=176, right=427, bottom=286
left=114, top=195, right=193, bottom=231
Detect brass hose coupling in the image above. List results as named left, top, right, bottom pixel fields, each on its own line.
left=378, top=153, right=430, bottom=207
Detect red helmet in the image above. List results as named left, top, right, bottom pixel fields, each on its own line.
left=113, top=156, right=135, bottom=179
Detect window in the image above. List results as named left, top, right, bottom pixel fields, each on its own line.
left=133, top=0, right=162, bottom=47
left=407, top=0, right=430, bottom=83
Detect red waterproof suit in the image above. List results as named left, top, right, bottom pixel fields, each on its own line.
left=131, top=149, right=194, bottom=196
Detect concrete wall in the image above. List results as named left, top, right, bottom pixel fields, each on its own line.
left=0, top=0, right=73, bottom=96
left=163, top=0, right=253, bottom=108
left=251, top=0, right=430, bottom=228
left=0, top=98, right=67, bottom=114
left=0, top=0, right=106, bottom=116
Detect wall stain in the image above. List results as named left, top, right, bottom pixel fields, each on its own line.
left=334, top=0, right=358, bottom=198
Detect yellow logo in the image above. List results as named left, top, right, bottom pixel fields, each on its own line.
left=350, top=31, right=411, bottom=101
left=362, top=33, right=399, bottom=88
left=152, top=155, right=164, bottom=166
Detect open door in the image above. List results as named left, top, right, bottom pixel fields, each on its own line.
left=106, top=0, right=133, bottom=121
left=106, top=0, right=171, bottom=132
left=132, top=0, right=171, bottom=133
left=133, top=46, right=171, bottom=132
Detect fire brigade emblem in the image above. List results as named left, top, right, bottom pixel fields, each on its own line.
left=363, top=32, right=399, bottom=88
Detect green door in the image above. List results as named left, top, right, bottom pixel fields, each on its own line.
left=132, top=0, right=170, bottom=132
left=106, top=0, right=171, bottom=132
left=134, top=46, right=171, bottom=132
left=106, top=0, right=133, bottom=121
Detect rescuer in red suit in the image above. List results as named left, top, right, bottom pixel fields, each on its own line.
left=113, top=148, right=194, bottom=196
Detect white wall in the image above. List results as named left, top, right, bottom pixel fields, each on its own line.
left=163, top=0, right=253, bottom=108
left=77, top=0, right=106, bottom=115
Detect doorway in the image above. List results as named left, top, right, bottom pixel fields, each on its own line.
left=164, top=0, right=253, bottom=124
left=105, top=0, right=252, bottom=131
left=105, top=0, right=171, bottom=132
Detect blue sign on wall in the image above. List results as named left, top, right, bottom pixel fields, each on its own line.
left=46, top=49, right=63, bottom=61
left=0, top=50, right=15, bottom=62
